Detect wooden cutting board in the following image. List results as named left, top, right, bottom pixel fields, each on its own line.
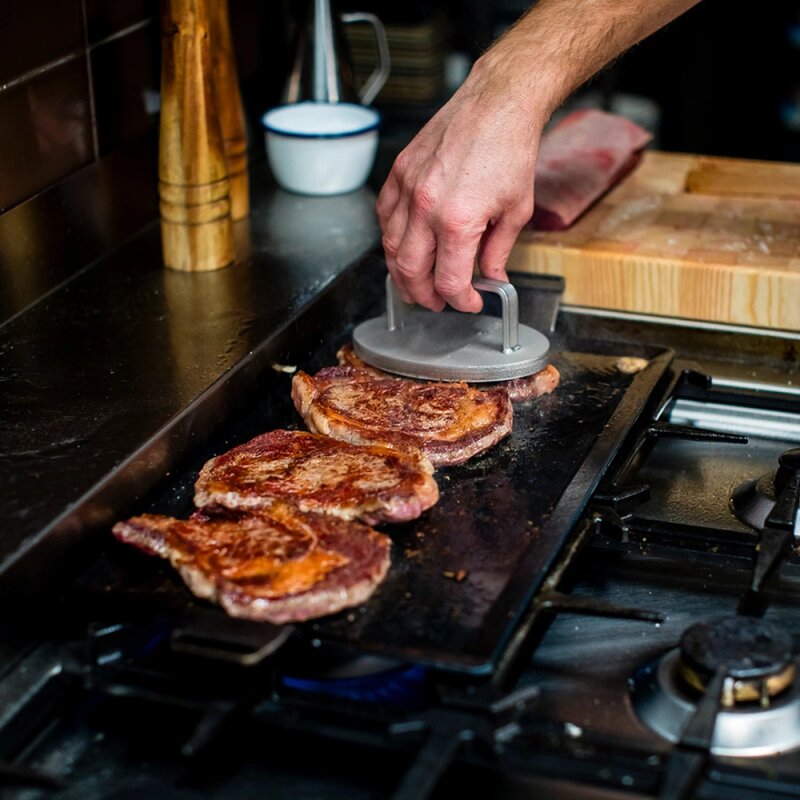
left=508, top=151, right=800, bottom=331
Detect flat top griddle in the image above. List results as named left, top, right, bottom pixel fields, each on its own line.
left=89, top=325, right=672, bottom=675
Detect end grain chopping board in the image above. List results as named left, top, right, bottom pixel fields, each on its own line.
left=508, top=151, right=800, bottom=331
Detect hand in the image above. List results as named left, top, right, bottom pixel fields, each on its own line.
left=377, top=0, right=701, bottom=313
left=377, top=55, right=546, bottom=313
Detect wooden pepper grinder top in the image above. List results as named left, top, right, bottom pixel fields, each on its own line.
left=159, top=0, right=248, bottom=272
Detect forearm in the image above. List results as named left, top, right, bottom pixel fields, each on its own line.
left=471, top=0, right=702, bottom=124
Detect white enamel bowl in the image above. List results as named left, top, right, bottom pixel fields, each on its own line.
left=262, top=102, right=381, bottom=196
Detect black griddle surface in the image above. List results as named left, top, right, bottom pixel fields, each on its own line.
left=90, top=332, right=671, bottom=675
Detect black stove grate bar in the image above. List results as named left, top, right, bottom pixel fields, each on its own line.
left=389, top=724, right=465, bottom=800
left=658, top=669, right=726, bottom=800
left=647, top=420, right=748, bottom=445
left=537, top=589, right=666, bottom=623
left=387, top=683, right=541, bottom=800
left=593, top=511, right=758, bottom=557
left=0, top=760, right=65, bottom=791
left=749, top=528, right=793, bottom=596
left=736, top=446, right=800, bottom=614
left=766, top=462, right=800, bottom=535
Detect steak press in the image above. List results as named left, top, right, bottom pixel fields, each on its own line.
left=353, top=276, right=551, bottom=382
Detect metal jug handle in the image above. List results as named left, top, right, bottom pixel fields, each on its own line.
left=340, top=12, right=391, bottom=106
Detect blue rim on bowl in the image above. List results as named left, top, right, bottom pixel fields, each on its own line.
left=261, top=102, right=381, bottom=140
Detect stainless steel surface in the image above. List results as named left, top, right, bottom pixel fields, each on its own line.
left=352, top=276, right=551, bottom=381
left=669, top=399, right=800, bottom=442
left=562, top=305, right=800, bottom=341
left=507, top=271, right=564, bottom=333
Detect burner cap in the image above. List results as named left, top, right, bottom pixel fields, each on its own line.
left=679, top=616, right=795, bottom=704
left=630, top=647, right=800, bottom=756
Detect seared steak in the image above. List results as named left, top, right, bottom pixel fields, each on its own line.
left=336, top=343, right=560, bottom=403
left=195, top=429, right=438, bottom=525
left=112, top=503, right=391, bottom=624
left=292, top=366, right=512, bottom=467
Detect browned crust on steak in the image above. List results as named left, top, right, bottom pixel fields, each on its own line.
left=194, top=429, right=438, bottom=525
left=112, top=503, right=391, bottom=624
left=337, top=343, right=559, bottom=404
left=504, top=364, right=560, bottom=402
left=292, top=366, right=513, bottom=467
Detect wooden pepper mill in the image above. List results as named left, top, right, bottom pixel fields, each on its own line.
left=209, top=0, right=249, bottom=221
left=159, top=0, right=247, bottom=272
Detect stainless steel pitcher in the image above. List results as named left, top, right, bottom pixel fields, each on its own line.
left=283, top=0, right=390, bottom=106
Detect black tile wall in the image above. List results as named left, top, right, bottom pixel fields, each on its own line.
left=91, top=21, right=160, bottom=156
left=84, top=0, right=156, bottom=43
left=0, top=0, right=281, bottom=216
left=0, top=1, right=289, bottom=323
left=0, top=0, right=84, bottom=87
left=0, top=2, right=160, bottom=213
left=0, top=57, right=93, bottom=213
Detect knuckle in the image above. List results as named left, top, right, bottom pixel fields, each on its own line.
left=394, top=255, right=420, bottom=281
left=438, top=217, right=466, bottom=239
left=436, top=204, right=475, bottom=238
left=393, top=149, right=413, bottom=176
left=434, top=272, right=470, bottom=298
left=381, top=233, right=401, bottom=257
left=376, top=195, right=391, bottom=220
left=510, top=198, right=534, bottom=225
left=411, top=183, right=437, bottom=216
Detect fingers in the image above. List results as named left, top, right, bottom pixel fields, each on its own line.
left=379, top=184, right=413, bottom=303
left=433, top=224, right=484, bottom=313
left=477, top=212, right=529, bottom=282
left=380, top=164, right=445, bottom=311
left=381, top=195, right=486, bottom=312
left=393, top=217, right=443, bottom=311
left=377, top=147, right=526, bottom=313
left=376, top=173, right=400, bottom=229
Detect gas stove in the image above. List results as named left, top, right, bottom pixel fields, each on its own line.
left=2, top=254, right=800, bottom=800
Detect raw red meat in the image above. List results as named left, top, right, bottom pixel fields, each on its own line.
left=531, top=109, right=652, bottom=230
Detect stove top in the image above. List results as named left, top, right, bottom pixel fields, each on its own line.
left=2, top=254, right=800, bottom=800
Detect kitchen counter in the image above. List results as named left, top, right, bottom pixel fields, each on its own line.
left=0, top=163, right=380, bottom=597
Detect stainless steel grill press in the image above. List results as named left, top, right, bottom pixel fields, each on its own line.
left=352, top=277, right=551, bottom=382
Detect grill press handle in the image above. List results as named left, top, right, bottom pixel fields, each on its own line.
left=385, top=275, right=521, bottom=354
